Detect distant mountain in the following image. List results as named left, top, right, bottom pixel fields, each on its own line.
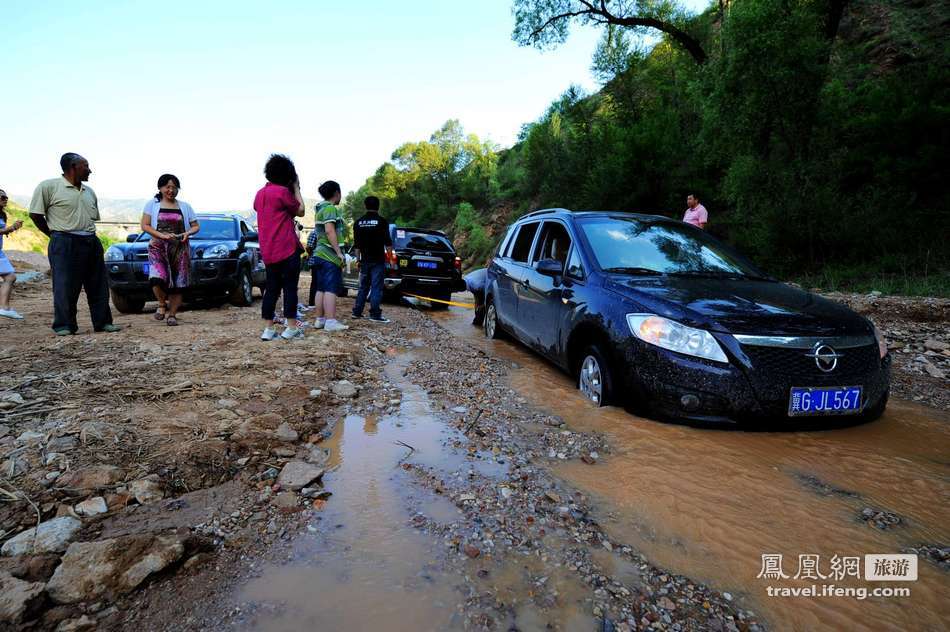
left=10, top=194, right=257, bottom=223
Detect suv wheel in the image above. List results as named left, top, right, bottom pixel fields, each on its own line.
left=578, top=344, right=614, bottom=407
left=110, top=290, right=145, bottom=314
left=484, top=301, right=503, bottom=339
left=229, top=267, right=253, bottom=306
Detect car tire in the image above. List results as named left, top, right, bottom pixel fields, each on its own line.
left=110, top=290, right=145, bottom=314
left=229, top=267, right=253, bottom=306
left=484, top=301, right=505, bottom=340
left=858, top=390, right=888, bottom=423
left=578, top=344, right=615, bottom=407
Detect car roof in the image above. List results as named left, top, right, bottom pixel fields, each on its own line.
left=516, top=208, right=670, bottom=223
left=392, top=226, right=449, bottom=237
left=196, top=213, right=244, bottom=220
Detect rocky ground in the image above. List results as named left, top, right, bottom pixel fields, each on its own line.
left=0, top=256, right=946, bottom=630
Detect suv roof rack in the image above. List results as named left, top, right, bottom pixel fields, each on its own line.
left=394, top=226, right=448, bottom=237
left=521, top=208, right=571, bottom=220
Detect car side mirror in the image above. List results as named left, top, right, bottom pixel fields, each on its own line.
left=536, top=258, right=564, bottom=278
left=126, top=233, right=139, bottom=243
left=242, top=231, right=258, bottom=242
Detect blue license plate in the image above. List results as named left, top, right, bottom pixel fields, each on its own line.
left=417, top=261, right=438, bottom=269
left=788, top=386, right=863, bottom=416
left=142, top=263, right=149, bottom=275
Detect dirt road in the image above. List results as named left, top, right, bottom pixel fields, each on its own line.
left=0, top=258, right=947, bottom=631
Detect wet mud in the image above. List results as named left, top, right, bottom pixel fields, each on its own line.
left=432, top=305, right=950, bottom=631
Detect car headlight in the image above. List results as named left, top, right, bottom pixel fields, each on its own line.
left=626, top=314, right=729, bottom=363
left=871, top=322, right=888, bottom=358
left=104, top=246, right=125, bottom=262
left=202, top=244, right=231, bottom=259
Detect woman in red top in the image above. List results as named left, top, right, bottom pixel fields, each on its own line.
left=253, top=154, right=306, bottom=340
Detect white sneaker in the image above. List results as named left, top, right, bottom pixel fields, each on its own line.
left=312, top=318, right=326, bottom=330
left=281, top=327, right=305, bottom=340
left=0, top=309, right=24, bottom=320
left=323, top=319, right=349, bottom=332
left=297, top=303, right=313, bottom=313
left=261, top=327, right=277, bottom=341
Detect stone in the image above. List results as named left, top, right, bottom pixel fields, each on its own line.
left=47, top=436, right=79, bottom=452
left=451, top=406, right=468, bottom=414
left=331, top=380, right=358, bottom=398
left=0, top=571, right=45, bottom=624
left=1, top=517, right=83, bottom=556
left=56, top=615, right=97, bottom=631
left=78, top=422, right=128, bottom=443
left=46, top=534, right=186, bottom=604
left=0, top=392, right=25, bottom=405
left=217, top=399, right=239, bottom=409
left=923, top=339, right=948, bottom=352
left=74, top=497, right=108, bottom=517
left=0, top=424, right=9, bottom=439
left=658, top=596, right=676, bottom=610
left=275, top=423, right=299, bottom=443
left=57, top=465, right=125, bottom=492
left=309, top=389, right=322, bottom=399
left=923, top=362, right=945, bottom=379
left=277, top=461, right=324, bottom=491
left=463, top=544, right=481, bottom=558
left=128, top=476, right=164, bottom=505
left=16, top=431, right=45, bottom=443
left=306, top=447, right=331, bottom=466
left=272, top=492, right=298, bottom=509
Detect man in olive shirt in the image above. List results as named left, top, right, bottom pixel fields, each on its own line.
left=29, top=153, right=120, bottom=335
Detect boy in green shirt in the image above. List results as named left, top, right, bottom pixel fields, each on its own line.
left=306, top=180, right=348, bottom=331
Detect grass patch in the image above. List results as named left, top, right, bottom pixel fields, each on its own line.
left=793, top=264, right=950, bottom=298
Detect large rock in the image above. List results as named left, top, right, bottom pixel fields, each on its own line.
left=57, top=465, right=125, bottom=492
left=332, top=380, right=358, bottom=398
left=1, top=517, right=82, bottom=556
left=46, top=535, right=186, bottom=604
left=275, top=423, right=299, bottom=443
left=74, top=497, right=108, bottom=517
left=128, top=475, right=164, bottom=505
left=277, top=461, right=324, bottom=491
left=0, top=571, right=45, bottom=624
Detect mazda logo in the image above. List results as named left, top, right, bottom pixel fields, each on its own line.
left=805, top=344, right=842, bottom=372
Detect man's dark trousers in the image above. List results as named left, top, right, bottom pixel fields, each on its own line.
left=48, top=232, right=114, bottom=333
left=353, top=262, right=385, bottom=318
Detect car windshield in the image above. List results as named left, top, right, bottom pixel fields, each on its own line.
left=578, top=216, right=765, bottom=278
left=136, top=218, right=238, bottom=242
left=394, top=231, right=453, bottom=252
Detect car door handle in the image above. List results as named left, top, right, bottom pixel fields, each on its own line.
left=521, top=278, right=530, bottom=288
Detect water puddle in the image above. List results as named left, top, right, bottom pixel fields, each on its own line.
left=239, top=350, right=506, bottom=631
left=432, top=306, right=950, bottom=631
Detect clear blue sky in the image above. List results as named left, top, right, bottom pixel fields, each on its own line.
left=2, top=0, right=709, bottom=212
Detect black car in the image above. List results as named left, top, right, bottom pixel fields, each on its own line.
left=342, top=226, right=465, bottom=308
left=484, top=209, right=891, bottom=424
left=105, top=213, right=266, bottom=313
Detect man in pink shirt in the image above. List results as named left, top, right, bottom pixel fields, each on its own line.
left=682, top=194, right=708, bottom=229
left=254, top=154, right=306, bottom=341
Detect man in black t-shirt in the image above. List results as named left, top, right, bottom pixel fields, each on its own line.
left=352, top=196, right=393, bottom=323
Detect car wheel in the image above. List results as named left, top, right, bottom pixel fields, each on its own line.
left=229, top=267, right=253, bottom=306
left=110, top=289, right=145, bottom=314
left=578, top=344, right=614, bottom=407
left=484, top=301, right=504, bottom=339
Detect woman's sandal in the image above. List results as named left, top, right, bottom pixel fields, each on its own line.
left=166, top=315, right=178, bottom=326
left=154, top=303, right=167, bottom=321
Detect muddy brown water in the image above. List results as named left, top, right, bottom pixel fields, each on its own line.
left=240, top=350, right=595, bottom=631
left=432, top=305, right=950, bottom=631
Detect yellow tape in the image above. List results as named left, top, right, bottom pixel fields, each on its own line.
left=403, top=292, right=476, bottom=309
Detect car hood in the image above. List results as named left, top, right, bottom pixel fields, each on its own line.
left=605, top=275, right=870, bottom=336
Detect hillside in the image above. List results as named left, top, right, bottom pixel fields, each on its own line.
left=2, top=201, right=48, bottom=254
left=343, top=0, right=949, bottom=296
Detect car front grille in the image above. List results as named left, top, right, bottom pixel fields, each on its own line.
left=742, top=344, right=879, bottom=379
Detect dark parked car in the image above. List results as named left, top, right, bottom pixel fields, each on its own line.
left=484, top=209, right=891, bottom=424
left=342, top=226, right=465, bottom=308
left=105, top=213, right=265, bottom=313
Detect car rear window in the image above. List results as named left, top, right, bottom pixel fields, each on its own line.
left=394, top=231, right=453, bottom=252
left=138, top=218, right=237, bottom=241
